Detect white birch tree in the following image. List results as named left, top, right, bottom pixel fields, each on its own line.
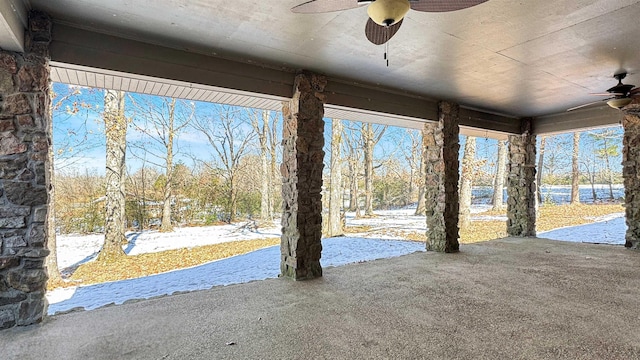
left=327, top=118, right=344, bottom=236
left=98, top=90, right=127, bottom=262
left=491, top=139, right=507, bottom=210
left=459, top=136, right=477, bottom=228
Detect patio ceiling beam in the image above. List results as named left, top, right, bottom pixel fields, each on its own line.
left=49, top=23, right=519, bottom=135
left=532, top=106, right=623, bottom=135
left=0, top=0, right=27, bottom=52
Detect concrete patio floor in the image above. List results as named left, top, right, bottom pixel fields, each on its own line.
left=2, top=237, right=639, bottom=359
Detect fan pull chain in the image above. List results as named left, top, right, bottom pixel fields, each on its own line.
left=384, top=41, right=389, bottom=67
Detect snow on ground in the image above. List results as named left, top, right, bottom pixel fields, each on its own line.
left=539, top=212, right=625, bottom=245
left=56, top=219, right=281, bottom=272
left=48, top=205, right=629, bottom=315
left=47, top=237, right=425, bottom=315
left=344, top=205, right=498, bottom=238
left=345, top=209, right=425, bottom=238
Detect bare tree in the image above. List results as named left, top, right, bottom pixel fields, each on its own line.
left=589, top=129, right=621, bottom=201
left=46, top=89, right=62, bottom=285
left=581, top=151, right=600, bottom=203
left=269, top=113, right=281, bottom=216
left=129, top=96, right=194, bottom=232
left=250, top=109, right=273, bottom=221
left=98, top=90, right=127, bottom=262
left=52, top=85, right=104, bottom=170
left=415, top=125, right=428, bottom=215
left=327, top=118, right=344, bottom=236
left=47, top=85, right=103, bottom=282
left=192, top=105, right=256, bottom=222
left=402, top=129, right=422, bottom=209
left=459, top=136, right=477, bottom=228
left=571, top=132, right=581, bottom=204
left=343, top=122, right=363, bottom=217
left=362, top=122, right=386, bottom=216
left=491, top=139, right=507, bottom=210
left=536, top=136, right=547, bottom=203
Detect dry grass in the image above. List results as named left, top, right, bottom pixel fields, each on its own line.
left=344, top=203, right=624, bottom=244
left=49, top=203, right=624, bottom=290
left=49, top=237, right=279, bottom=290
left=463, top=203, right=624, bottom=243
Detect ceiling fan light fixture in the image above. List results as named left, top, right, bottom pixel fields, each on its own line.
left=367, top=0, right=410, bottom=27
left=607, top=97, right=632, bottom=109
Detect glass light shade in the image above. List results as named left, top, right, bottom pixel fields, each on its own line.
left=607, top=98, right=632, bottom=109
left=367, top=0, right=410, bottom=26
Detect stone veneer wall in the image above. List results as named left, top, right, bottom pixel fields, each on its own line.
left=423, top=101, right=460, bottom=253
left=280, top=72, right=326, bottom=280
left=0, top=11, right=52, bottom=329
left=622, top=107, right=640, bottom=249
left=506, top=118, right=537, bottom=237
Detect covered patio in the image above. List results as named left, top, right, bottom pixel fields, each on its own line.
left=2, top=237, right=639, bottom=359
left=1, top=0, right=639, bottom=337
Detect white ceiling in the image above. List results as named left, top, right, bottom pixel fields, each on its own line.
left=16, top=0, right=640, bottom=119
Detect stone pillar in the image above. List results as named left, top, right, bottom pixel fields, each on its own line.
left=0, top=11, right=51, bottom=330
left=423, top=101, right=460, bottom=253
left=280, top=72, right=326, bottom=280
left=622, top=107, right=640, bottom=249
left=506, top=118, right=537, bottom=237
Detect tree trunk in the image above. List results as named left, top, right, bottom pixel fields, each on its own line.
left=141, top=166, right=147, bottom=229
left=270, top=114, right=279, bottom=217
left=603, top=137, right=614, bottom=200
left=229, top=175, right=237, bottom=223
left=491, top=139, right=507, bottom=210
left=536, top=136, right=546, bottom=204
left=362, top=123, right=375, bottom=216
left=259, top=110, right=272, bottom=220
left=571, top=132, right=580, bottom=204
left=459, top=136, right=476, bottom=228
left=160, top=98, right=176, bottom=232
left=46, top=96, right=62, bottom=286
left=415, top=129, right=427, bottom=215
left=348, top=159, right=361, bottom=218
left=99, top=90, right=127, bottom=262
left=327, top=119, right=344, bottom=237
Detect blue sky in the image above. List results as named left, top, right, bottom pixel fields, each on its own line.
left=52, top=82, right=624, bottom=178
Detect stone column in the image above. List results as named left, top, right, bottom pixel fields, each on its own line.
left=622, top=107, right=640, bottom=249
left=280, top=72, right=326, bottom=280
left=506, top=118, right=537, bottom=237
left=0, top=11, right=51, bottom=330
left=423, top=101, right=460, bottom=253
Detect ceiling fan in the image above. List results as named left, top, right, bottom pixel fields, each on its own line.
left=291, top=0, right=489, bottom=45
left=568, top=72, right=640, bottom=111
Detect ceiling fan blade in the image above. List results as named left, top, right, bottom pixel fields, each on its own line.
left=291, top=0, right=362, bottom=13
left=590, top=92, right=624, bottom=96
left=567, top=100, right=610, bottom=112
left=410, top=0, right=488, bottom=12
left=630, top=87, right=640, bottom=95
left=365, top=18, right=403, bottom=45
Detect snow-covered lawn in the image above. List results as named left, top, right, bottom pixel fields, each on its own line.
left=538, top=212, right=626, bottom=245
left=47, top=237, right=425, bottom=314
left=56, top=219, right=282, bottom=272
left=47, top=206, right=628, bottom=315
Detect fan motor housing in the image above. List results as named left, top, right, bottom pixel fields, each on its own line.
left=367, top=0, right=411, bottom=26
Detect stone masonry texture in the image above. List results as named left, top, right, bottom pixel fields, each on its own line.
left=423, top=101, right=460, bottom=253
left=0, top=11, right=51, bottom=330
left=280, top=72, right=326, bottom=280
left=507, top=118, right=537, bottom=237
left=622, top=103, right=640, bottom=249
